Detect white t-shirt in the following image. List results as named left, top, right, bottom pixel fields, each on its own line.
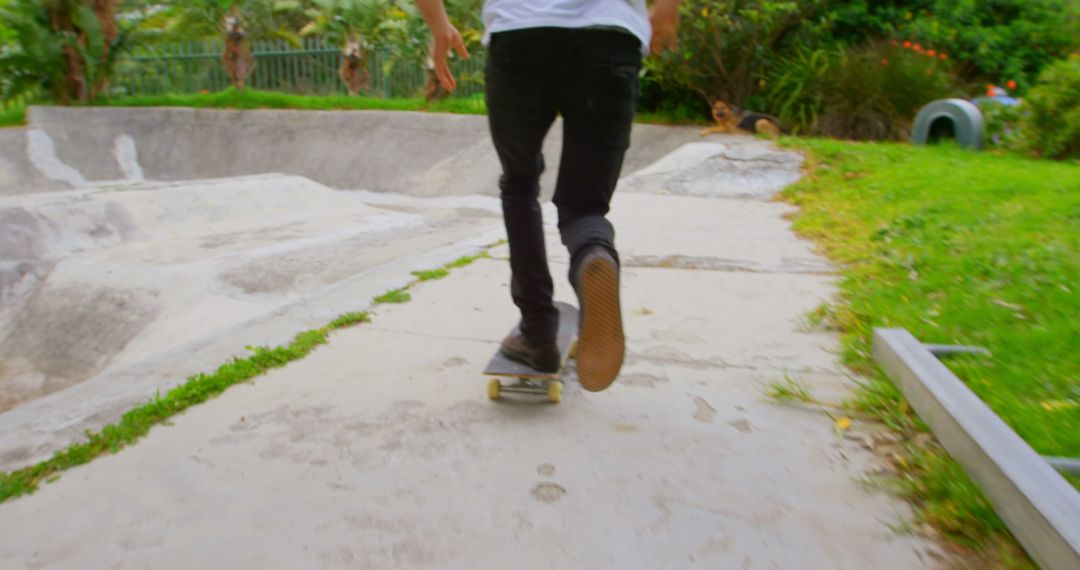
left=482, top=0, right=651, bottom=55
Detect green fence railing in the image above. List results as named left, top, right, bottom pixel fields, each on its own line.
left=112, top=38, right=485, bottom=102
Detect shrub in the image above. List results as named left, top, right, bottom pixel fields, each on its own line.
left=825, top=0, right=1080, bottom=89
left=1020, top=55, right=1080, bottom=159
left=649, top=0, right=829, bottom=107
left=978, top=100, right=1025, bottom=151
left=759, top=46, right=832, bottom=134
left=0, top=0, right=139, bottom=105
left=763, top=42, right=957, bottom=140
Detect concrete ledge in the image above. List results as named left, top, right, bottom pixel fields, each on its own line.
left=16, top=106, right=700, bottom=197
left=873, top=328, right=1080, bottom=570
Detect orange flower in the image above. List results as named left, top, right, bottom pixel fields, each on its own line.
left=904, top=41, right=912, bottom=48
left=914, top=44, right=923, bottom=51
left=200, top=89, right=209, bottom=95
left=1006, top=80, right=1017, bottom=90
left=881, top=58, right=889, bottom=66
left=940, top=53, right=949, bottom=60
left=927, top=49, right=937, bottom=57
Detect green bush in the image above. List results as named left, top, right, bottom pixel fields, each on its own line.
left=763, top=42, right=956, bottom=140
left=978, top=100, right=1025, bottom=151
left=1020, top=55, right=1080, bottom=159
left=648, top=0, right=829, bottom=107
left=824, top=0, right=1080, bottom=89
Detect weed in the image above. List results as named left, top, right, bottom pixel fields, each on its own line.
left=373, top=288, right=411, bottom=305
left=411, top=269, right=449, bottom=282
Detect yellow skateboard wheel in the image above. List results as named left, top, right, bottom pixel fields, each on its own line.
left=487, top=379, right=502, bottom=400
left=547, top=381, right=562, bottom=403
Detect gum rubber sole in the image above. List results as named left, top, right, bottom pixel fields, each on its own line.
left=576, top=255, right=624, bottom=392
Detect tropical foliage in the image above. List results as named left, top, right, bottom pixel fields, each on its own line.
left=644, top=0, right=1079, bottom=140
left=0, top=0, right=140, bottom=104
left=1020, top=55, right=1080, bottom=160
left=761, top=41, right=957, bottom=139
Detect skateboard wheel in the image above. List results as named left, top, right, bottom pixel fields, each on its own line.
left=547, top=381, right=562, bottom=404
left=487, top=379, right=502, bottom=400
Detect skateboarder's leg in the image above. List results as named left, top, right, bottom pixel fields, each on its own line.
left=552, top=29, right=640, bottom=270
left=486, top=31, right=560, bottom=345
left=552, top=30, right=642, bottom=390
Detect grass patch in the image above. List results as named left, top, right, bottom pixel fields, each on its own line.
left=327, top=311, right=370, bottom=329
left=80, top=88, right=699, bottom=125
left=411, top=269, right=449, bottom=282
left=443, top=251, right=489, bottom=269
left=373, top=288, right=412, bottom=305
left=0, top=311, right=369, bottom=503
left=98, top=88, right=487, bottom=115
left=780, top=138, right=1078, bottom=561
left=0, top=103, right=27, bottom=127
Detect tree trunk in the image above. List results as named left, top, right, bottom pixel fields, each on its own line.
left=88, top=0, right=118, bottom=99
left=48, top=0, right=118, bottom=103
left=49, top=1, right=83, bottom=104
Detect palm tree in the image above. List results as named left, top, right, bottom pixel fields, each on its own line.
left=0, top=0, right=125, bottom=104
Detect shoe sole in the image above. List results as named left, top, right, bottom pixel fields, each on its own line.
left=577, top=255, right=624, bottom=392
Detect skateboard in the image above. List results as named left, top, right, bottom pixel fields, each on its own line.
left=484, top=302, right=579, bottom=403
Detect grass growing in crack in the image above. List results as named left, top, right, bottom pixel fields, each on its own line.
left=0, top=311, right=369, bottom=503
left=411, top=269, right=449, bottom=282
left=379, top=251, right=493, bottom=304
left=780, top=138, right=1079, bottom=564
left=327, top=312, right=370, bottom=329
left=765, top=376, right=818, bottom=405
left=0, top=242, right=501, bottom=504
left=443, top=251, right=489, bottom=269
left=373, top=288, right=412, bottom=305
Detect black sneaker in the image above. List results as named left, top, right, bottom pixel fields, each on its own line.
left=573, top=247, right=624, bottom=391
left=500, top=332, right=560, bottom=373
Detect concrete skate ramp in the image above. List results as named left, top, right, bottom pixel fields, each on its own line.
left=6, top=106, right=699, bottom=196
left=0, top=107, right=707, bottom=469
left=0, top=173, right=505, bottom=415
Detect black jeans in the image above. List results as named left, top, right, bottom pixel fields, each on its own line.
left=486, top=27, right=642, bottom=342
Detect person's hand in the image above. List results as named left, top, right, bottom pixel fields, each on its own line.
left=649, top=0, right=681, bottom=56
left=416, top=0, right=470, bottom=91
left=429, top=22, right=469, bottom=92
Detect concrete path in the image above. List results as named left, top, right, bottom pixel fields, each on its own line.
left=0, top=130, right=940, bottom=568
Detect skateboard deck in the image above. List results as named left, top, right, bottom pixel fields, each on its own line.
left=484, top=301, right=579, bottom=403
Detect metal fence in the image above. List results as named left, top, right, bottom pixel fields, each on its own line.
left=111, top=38, right=486, bottom=101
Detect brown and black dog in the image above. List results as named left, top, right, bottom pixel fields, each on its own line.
left=700, top=100, right=783, bottom=138
left=339, top=37, right=369, bottom=96
left=222, top=10, right=254, bottom=90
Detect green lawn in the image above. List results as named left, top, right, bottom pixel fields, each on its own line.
left=0, top=103, right=25, bottom=127
left=100, top=88, right=488, bottom=115
left=781, top=138, right=1078, bottom=561
left=0, top=88, right=710, bottom=127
